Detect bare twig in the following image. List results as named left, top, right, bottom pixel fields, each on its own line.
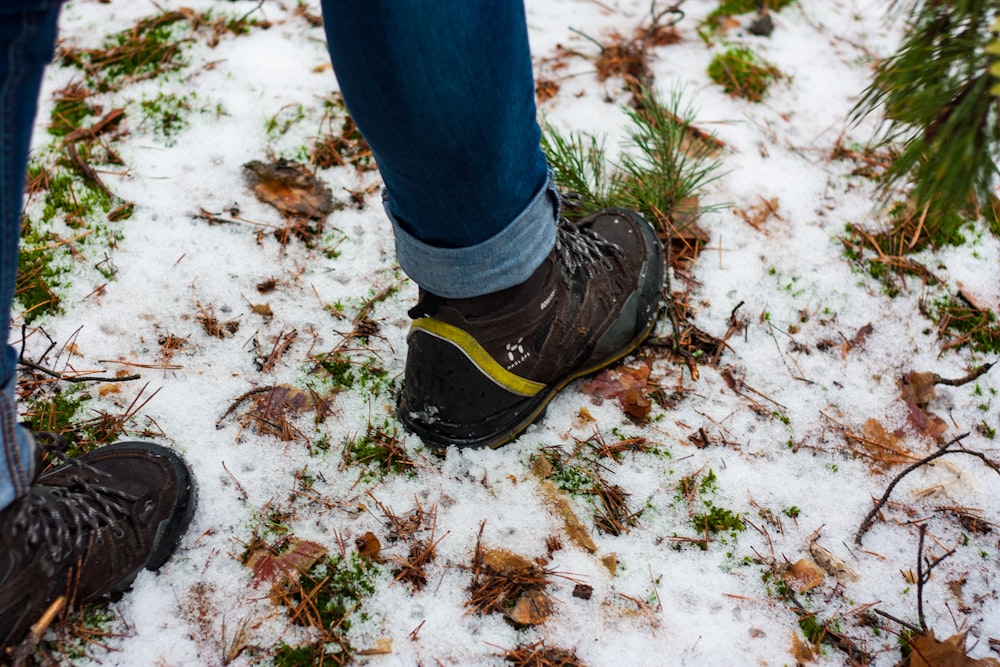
left=855, top=432, right=1000, bottom=544
left=933, top=362, right=995, bottom=387
left=17, top=357, right=140, bottom=383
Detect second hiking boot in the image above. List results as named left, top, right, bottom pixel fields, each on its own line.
left=399, top=208, right=666, bottom=450
left=0, top=441, right=197, bottom=654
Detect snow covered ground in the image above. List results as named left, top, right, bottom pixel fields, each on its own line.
left=14, top=0, right=1000, bottom=665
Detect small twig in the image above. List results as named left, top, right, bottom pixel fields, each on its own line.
left=651, top=0, right=685, bottom=26
left=238, top=0, right=264, bottom=24
left=872, top=608, right=923, bottom=634
left=17, top=357, right=140, bottom=383
left=916, top=525, right=928, bottom=632
left=9, top=595, right=66, bottom=667
left=933, top=362, right=995, bottom=387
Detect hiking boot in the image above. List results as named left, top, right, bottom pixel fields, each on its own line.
left=0, top=441, right=197, bottom=655
left=399, top=207, right=666, bottom=450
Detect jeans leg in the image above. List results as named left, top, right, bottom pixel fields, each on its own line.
left=0, top=2, right=63, bottom=510
left=320, top=1, right=557, bottom=298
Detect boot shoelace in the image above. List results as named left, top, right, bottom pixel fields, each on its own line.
left=554, top=217, right=621, bottom=284
left=10, top=461, right=139, bottom=572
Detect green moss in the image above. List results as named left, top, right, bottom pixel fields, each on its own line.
left=139, top=91, right=193, bottom=144
left=551, top=464, right=598, bottom=496
left=311, top=352, right=389, bottom=395
left=275, top=551, right=382, bottom=662
left=15, top=244, right=64, bottom=323
left=49, top=96, right=94, bottom=137
left=343, top=422, right=412, bottom=478
left=690, top=501, right=746, bottom=534
left=932, top=296, right=1000, bottom=353
left=273, top=643, right=323, bottom=667
left=707, top=47, right=782, bottom=102
left=41, top=167, right=115, bottom=225
left=25, top=385, right=90, bottom=452
left=65, top=12, right=193, bottom=91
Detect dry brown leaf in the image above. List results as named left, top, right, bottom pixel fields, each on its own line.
left=532, top=455, right=554, bottom=478
left=356, top=531, right=381, bottom=560
left=791, top=631, right=817, bottom=664
left=356, top=638, right=393, bottom=656
left=245, top=538, right=328, bottom=588
left=859, top=418, right=914, bottom=469
left=479, top=548, right=533, bottom=575
left=908, top=630, right=1000, bottom=667
left=901, top=371, right=938, bottom=406
left=783, top=559, right=825, bottom=593
left=956, top=282, right=993, bottom=313
left=243, top=158, right=335, bottom=220
left=255, top=384, right=331, bottom=421
left=734, top=196, right=781, bottom=230
left=582, top=364, right=652, bottom=419
left=536, top=477, right=597, bottom=553
left=851, top=323, right=874, bottom=349
left=505, top=588, right=553, bottom=626
left=601, top=553, right=618, bottom=576
left=98, top=383, right=121, bottom=396
left=251, top=302, right=273, bottom=319
left=906, top=402, right=949, bottom=440
left=575, top=406, right=596, bottom=425
left=808, top=543, right=859, bottom=583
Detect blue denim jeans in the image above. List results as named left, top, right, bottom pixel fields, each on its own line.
left=0, top=1, right=63, bottom=509
left=321, top=0, right=557, bottom=298
left=0, top=1, right=555, bottom=508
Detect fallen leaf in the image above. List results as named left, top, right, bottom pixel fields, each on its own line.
left=783, top=559, right=825, bottom=593
left=357, top=638, right=393, bottom=656
left=98, top=383, right=121, bottom=396
left=911, top=459, right=967, bottom=501
left=907, top=630, right=1000, bottom=667
left=356, top=531, right=381, bottom=560
left=901, top=371, right=938, bottom=406
left=601, top=553, right=618, bottom=576
left=808, top=543, right=859, bottom=583
left=531, top=455, right=554, bottom=478
left=245, top=538, right=328, bottom=588
left=534, top=475, right=597, bottom=553
left=243, top=158, right=335, bottom=221
left=851, top=323, right=874, bottom=348
left=858, top=418, right=914, bottom=470
left=255, top=384, right=331, bottom=421
left=791, top=631, right=817, bottom=664
left=906, top=402, right=948, bottom=440
left=505, top=588, right=553, bottom=626
left=582, top=363, right=652, bottom=419
left=479, top=548, right=533, bottom=575
left=251, top=302, right=273, bottom=319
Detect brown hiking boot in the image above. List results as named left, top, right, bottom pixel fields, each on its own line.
left=399, top=207, right=666, bottom=450
left=0, top=441, right=196, bottom=655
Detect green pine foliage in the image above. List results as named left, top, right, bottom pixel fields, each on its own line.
left=542, top=85, right=723, bottom=234
left=854, top=1, right=1000, bottom=238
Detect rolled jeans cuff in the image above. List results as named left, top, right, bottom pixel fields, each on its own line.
left=386, top=175, right=559, bottom=299
left=0, top=368, right=35, bottom=510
